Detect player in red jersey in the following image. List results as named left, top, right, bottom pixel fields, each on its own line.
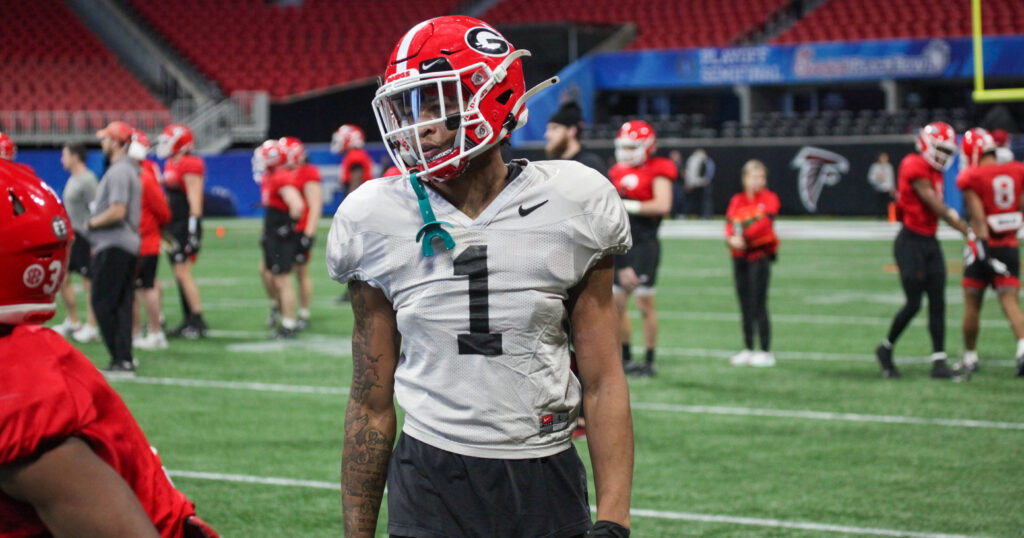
left=876, top=122, right=970, bottom=379
left=156, top=124, right=208, bottom=338
left=331, top=124, right=375, bottom=195
left=0, top=159, right=218, bottom=538
left=956, top=127, right=1024, bottom=376
left=129, top=129, right=172, bottom=350
left=725, top=160, right=780, bottom=368
left=0, top=131, right=15, bottom=161
left=608, top=120, right=676, bottom=377
left=280, top=137, right=321, bottom=330
left=256, top=140, right=305, bottom=338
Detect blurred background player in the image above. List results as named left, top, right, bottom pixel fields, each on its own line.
left=867, top=152, right=896, bottom=219
left=331, top=124, right=374, bottom=195
left=876, top=122, right=970, bottom=380
left=682, top=148, right=715, bottom=219
left=991, top=129, right=1015, bottom=164
left=956, top=128, right=1024, bottom=376
left=130, top=129, right=171, bottom=350
left=609, top=120, right=677, bottom=377
left=281, top=136, right=320, bottom=330
left=54, top=142, right=100, bottom=343
left=88, top=121, right=142, bottom=376
left=157, top=123, right=208, bottom=338
left=0, top=159, right=219, bottom=538
left=725, top=160, right=780, bottom=367
left=257, top=139, right=305, bottom=338
left=254, top=141, right=281, bottom=328
left=0, top=131, right=14, bottom=162
left=544, top=100, right=606, bottom=173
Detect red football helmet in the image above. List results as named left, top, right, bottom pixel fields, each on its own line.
left=916, top=121, right=956, bottom=171
left=279, top=136, right=307, bottom=167
left=0, top=131, right=15, bottom=161
left=156, top=123, right=195, bottom=159
left=128, top=128, right=150, bottom=161
left=614, top=120, right=656, bottom=167
left=252, top=139, right=285, bottom=183
left=330, top=125, right=365, bottom=154
left=960, top=127, right=997, bottom=168
left=372, top=16, right=557, bottom=182
left=0, top=160, right=74, bottom=325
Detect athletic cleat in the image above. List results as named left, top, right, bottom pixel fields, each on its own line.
left=179, top=324, right=206, bottom=340
left=138, top=331, right=169, bottom=350
left=622, top=359, right=644, bottom=373
left=930, top=360, right=970, bottom=381
left=272, top=326, right=298, bottom=340
left=1016, top=356, right=1024, bottom=377
left=266, top=306, right=281, bottom=329
left=953, top=359, right=979, bottom=373
left=628, top=362, right=656, bottom=378
left=132, top=333, right=145, bottom=348
left=297, top=317, right=310, bottom=331
left=102, top=360, right=136, bottom=379
left=876, top=345, right=899, bottom=378
left=748, top=351, right=776, bottom=367
left=167, top=321, right=190, bottom=338
left=730, top=349, right=753, bottom=366
left=52, top=318, right=82, bottom=338
left=71, top=324, right=99, bottom=343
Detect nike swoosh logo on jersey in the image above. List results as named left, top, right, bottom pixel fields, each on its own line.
left=518, top=200, right=549, bottom=217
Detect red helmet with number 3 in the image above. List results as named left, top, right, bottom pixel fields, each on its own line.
left=330, top=125, right=365, bottom=154
left=372, top=16, right=557, bottom=182
left=0, top=132, right=15, bottom=161
left=915, top=121, right=956, bottom=171
left=614, top=120, right=656, bottom=167
left=0, top=160, right=74, bottom=325
left=156, top=124, right=195, bottom=159
left=960, top=127, right=997, bottom=168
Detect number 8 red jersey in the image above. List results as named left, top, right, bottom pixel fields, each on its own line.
left=956, top=161, right=1024, bottom=247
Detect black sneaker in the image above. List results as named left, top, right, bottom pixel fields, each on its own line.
left=622, top=359, right=644, bottom=374
left=954, top=359, right=980, bottom=373
left=930, top=360, right=970, bottom=381
left=103, top=360, right=136, bottom=379
left=1016, top=356, right=1024, bottom=377
left=182, top=317, right=208, bottom=339
left=628, top=362, right=656, bottom=378
left=876, top=345, right=899, bottom=378
left=272, top=326, right=298, bottom=339
left=167, top=321, right=190, bottom=338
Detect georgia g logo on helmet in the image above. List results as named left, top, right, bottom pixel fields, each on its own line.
left=465, top=27, right=510, bottom=56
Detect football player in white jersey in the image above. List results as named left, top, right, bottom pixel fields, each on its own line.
left=327, top=16, right=634, bottom=538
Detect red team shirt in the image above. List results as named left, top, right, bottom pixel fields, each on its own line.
left=0, top=326, right=196, bottom=537
left=261, top=168, right=300, bottom=213
left=956, top=161, right=1024, bottom=248
left=139, top=159, right=172, bottom=256
left=162, top=154, right=204, bottom=194
left=609, top=156, right=678, bottom=242
left=896, top=153, right=944, bottom=237
left=340, top=148, right=374, bottom=186
left=725, top=189, right=781, bottom=261
left=294, top=163, right=321, bottom=232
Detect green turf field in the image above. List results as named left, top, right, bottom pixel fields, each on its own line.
left=57, top=218, right=1024, bottom=537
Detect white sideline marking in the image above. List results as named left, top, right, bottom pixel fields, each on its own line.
left=116, top=377, right=1024, bottom=431
left=629, top=402, right=1024, bottom=431
left=127, top=376, right=348, bottom=395
left=653, top=346, right=1016, bottom=366
left=166, top=470, right=980, bottom=537
left=643, top=310, right=1010, bottom=329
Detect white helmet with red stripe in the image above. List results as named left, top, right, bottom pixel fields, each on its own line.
left=371, top=15, right=557, bottom=182
left=0, top=132, right=15, bottom=161
left=279, top=136, right=307, bottom=167
left=915, top=121, right=956, bottom=171
left=330, top=125, right=365, bottom=154
left=960, top=127, right=997, bottom=168
left=614, top=120, right=656, bottom=167
left=252, top=139, right=285, bottom=183
left=156, top=123, right=195, bottom=159
left=0, top=160, right=74, bottom=325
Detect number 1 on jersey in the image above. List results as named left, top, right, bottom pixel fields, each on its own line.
left=454, top=245, right=503, bottom=356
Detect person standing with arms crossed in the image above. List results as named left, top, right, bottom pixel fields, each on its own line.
left=54, top=142, right=100, bottom=343
left=86, top=121, right=142, bottom=375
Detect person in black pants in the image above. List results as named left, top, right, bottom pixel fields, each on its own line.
left=726, top=160, right=780, bottom=367
left=87, top=121, right=141, bottom=375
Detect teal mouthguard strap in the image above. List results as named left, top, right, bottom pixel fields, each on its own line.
left=409, top=171, right=455, bottom=257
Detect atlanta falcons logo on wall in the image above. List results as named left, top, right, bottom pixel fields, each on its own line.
left=791, top=147, right=849, bottom=212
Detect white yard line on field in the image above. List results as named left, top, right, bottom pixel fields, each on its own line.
left=166, top=470, right=983, bottom=537
left=119, top=377, right=1023, bottom=431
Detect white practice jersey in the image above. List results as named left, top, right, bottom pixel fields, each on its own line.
left=327, top=160, right=631, bottom=459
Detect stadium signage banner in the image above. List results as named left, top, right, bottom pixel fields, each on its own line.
left=595, top=36, right=1024, bottom=89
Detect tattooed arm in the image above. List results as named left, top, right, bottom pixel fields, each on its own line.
left=342, top=280, right=400, bottom=537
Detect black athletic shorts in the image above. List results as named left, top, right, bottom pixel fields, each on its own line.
left=963, top=245, right=1021, bottom=291
left=894, top=227, right=945, bottom=285
left=263, top=232, right=297, bottom=274
left=614, top=237, right=661, bottom=290
left=386, top=434, right=592, bottom=538
left=68, top=234, right=91, bottom=277
left=294, top=236, right=311, bottom=265
left=165, top=218, right=202, bottom=264
left=135, top=254, right=159, bottom=289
